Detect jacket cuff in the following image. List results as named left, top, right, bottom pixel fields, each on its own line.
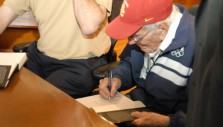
left=169, top=111, right=186, bottom=127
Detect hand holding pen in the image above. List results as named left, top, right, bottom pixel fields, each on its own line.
left=108, top=71, right=112, bottom=100
left=98, top=71, right=122, bottom=100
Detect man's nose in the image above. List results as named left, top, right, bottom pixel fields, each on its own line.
left=128, top=39, right=136, bottom=45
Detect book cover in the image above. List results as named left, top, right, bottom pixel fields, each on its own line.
left=97, top=107, right=151, bottom=124
left=76, top=93, right=148, bottom=124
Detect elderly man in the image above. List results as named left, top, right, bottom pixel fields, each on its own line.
left=99, top=0, right=195, bottom=126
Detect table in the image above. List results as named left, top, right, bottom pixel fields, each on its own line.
left=0, top=67, right=116, bottom=127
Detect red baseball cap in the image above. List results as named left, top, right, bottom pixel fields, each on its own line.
left=106, top=0, right=173, bottom=40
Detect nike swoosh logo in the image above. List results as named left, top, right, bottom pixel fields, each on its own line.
left=144, top=18, right=154, bottom=22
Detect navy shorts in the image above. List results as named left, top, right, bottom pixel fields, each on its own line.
left=25, top=42, right=107, bottom=98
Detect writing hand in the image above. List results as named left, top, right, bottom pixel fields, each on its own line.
left=99, top=77, right=121, bottom=100
left=107, top=71, right=112, bottom=100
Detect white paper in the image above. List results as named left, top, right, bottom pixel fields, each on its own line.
left=76, top=93, right=145, bottom=113
left=0, top=52, right=27, bottom=80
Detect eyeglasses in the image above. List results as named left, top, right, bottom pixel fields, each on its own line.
left=129, top=31, right=150, bottom=44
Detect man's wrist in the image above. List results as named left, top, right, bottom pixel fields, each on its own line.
left=163, top=115, right=170, bottom=127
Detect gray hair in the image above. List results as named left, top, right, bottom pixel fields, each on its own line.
left=144, top=5, right=181, bottom=31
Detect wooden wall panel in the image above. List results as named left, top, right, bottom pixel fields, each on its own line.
left=0, top=28, right=39, bottom=49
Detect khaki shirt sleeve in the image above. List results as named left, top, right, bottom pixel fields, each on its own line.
left=3, top=0, right=30, bottom=16
left=96, top=0, right=112, bottom=16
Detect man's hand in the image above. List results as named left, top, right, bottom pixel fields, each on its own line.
left=99, top=77, right=121, bottom=100
left=131, top=111, right=170, bottom=127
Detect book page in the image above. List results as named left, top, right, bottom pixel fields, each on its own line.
left=76, top=93, right=145, bottom=113
left=93, top=101, right=145, bottom=113
left=76, top=93, right=133, bottom=108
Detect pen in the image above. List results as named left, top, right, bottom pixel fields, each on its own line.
left=108, top=70, right=112, bottom=100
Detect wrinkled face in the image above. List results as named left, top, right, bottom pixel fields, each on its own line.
left=128, top=24, right=167, bottom=53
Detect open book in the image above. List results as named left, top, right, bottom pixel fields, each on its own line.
left=0, top=52, right=27, bottom=88
left=76, top=93, right=147, bottom=123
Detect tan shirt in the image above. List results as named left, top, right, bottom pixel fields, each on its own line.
left=4, top=0, right=112, bottom=60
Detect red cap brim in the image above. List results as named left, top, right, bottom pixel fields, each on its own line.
left=106, top=16, right=142, bottom=40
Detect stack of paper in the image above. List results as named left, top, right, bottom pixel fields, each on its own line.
left=0, top=52, right=27, bottom=88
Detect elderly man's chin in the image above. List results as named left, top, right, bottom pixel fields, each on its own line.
left=140, top=47, right=153, bottom=53
left=140, top=47, right=149, bottom=53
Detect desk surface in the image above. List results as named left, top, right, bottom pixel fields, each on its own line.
left=0, top=67, right=116, bottom=127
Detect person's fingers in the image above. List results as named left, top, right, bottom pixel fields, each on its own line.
left=99, top=77, right=122, bottom=99
left=99, top=89, right=109, bottom=99
left=110, top=78, right=121, bottom=98
left=131, top=112, right=152, bottom=126
left=131, top=111, right=143, bottom=119
left=99, top=78, right=110, bottom=99
left=131, top=118, right=145, bottom=127
left=110, top=85, right=118, bottom=98
left=131, top=112, right=170, bottom=127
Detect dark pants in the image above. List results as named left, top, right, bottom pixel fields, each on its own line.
left=25, top=42, right=107, bottom=98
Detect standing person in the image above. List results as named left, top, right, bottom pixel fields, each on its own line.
left=0, top=0, right=112, bottom=98
left=99, top=0, right=195, bottom=126
left=187, top=0, right=223, bottom=127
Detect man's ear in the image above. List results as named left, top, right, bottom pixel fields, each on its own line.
left=157, top=22, right=169, bottom=40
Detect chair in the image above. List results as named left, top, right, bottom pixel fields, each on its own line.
left=13, top=42, right=32, bottom=52
left=13, top=0, right=123, bottom=81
